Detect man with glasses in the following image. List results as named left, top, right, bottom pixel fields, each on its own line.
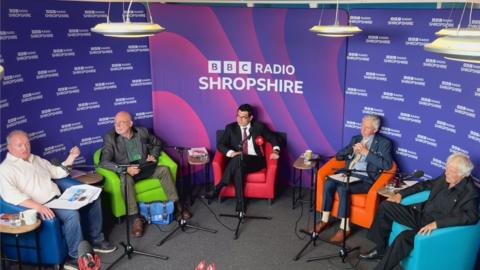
left=205, top=104, right=280, bottom=212
left=100, top=111, right=191, bottom=238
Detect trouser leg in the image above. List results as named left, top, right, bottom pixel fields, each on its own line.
left=82, top=198, right=105, bottom=243
left=375, top=229, right=416, bottom=270
left=321, top=178, right=338, bottom=212
left=121, top=174, right=138, bottom=215
left=53, top=209, right=83, bottom=259
left=367, top=201, right=420, bottom=254
left=152, top=166, right=179, bottom=202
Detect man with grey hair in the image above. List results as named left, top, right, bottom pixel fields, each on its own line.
left=311, top=114, right=393, bottom=242
left=0, top=130, right=116, bottom=270
left=360, top=153, right=479, bottom=270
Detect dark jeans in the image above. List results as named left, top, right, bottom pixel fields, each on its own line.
left=321, top=177, right=371, bottom=217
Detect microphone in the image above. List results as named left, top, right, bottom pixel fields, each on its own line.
left=50, top=158, right=71, bottom=173
left=398, top=170, right=424, bottom=180
left=77, top=240, right=100, bottom=270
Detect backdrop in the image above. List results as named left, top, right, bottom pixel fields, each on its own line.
left=149, top=4, right=348, bottom=181
left=1, top=0, right=153, bottom=164
left=344, top=9, right=480, bottom=180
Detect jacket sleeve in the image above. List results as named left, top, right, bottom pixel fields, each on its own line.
left=365, top=137, right=393, bottom=170
left=436, top=196, right=479, bottom=228
left=99, top=132, right=119, bottom=171
left=398, top=179, right=434, bottom=198
left=145, top=129, right=162, bottom=158
left=258, top=122, right=279, bottom=148
left=217, top=124, right=234, bottom=154
left=336, top=136, right=356, bottom=161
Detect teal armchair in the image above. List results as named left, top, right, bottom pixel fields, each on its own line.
left=93, top=149, right=177, bottom=218
left=388, top=191, right=480, bottom=270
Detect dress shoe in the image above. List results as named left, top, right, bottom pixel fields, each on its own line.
left=176, top=203, right=193, bottom=220
left=235, top=202, right=245, bottom=213
left=307, top=221, right=329, bottom=234
left=131, top=217, right=144, bottom=237
left=329, top=229, right=352, bottom=243
left=181, top=207, right=193, bottom=220
left=359, top=249, right=384, bottom=260
left=203, top=190, right=219, bottom=204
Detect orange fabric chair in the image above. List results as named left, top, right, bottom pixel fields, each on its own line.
left=212, top=141, right=278, bottom=204
left=315, top=157, right=397, bottom=228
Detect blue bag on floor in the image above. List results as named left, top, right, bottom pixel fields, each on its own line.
left=138, top=201, right=174, bottom=225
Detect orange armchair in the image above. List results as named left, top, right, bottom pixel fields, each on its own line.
left=212, top=141, right=278, bottom=204
left=315, top=158, right=397, bottom=228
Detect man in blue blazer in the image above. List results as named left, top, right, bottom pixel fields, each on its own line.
left=312, top=114, right=393, bottom=242
left=206, top=104, right=280, bottom=212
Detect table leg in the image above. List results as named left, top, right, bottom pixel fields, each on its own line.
left=15, top=234, right=22, bottom=270
left=292, top=168, right=296, bottom=209
left=310, top=167, right=314, bottom=212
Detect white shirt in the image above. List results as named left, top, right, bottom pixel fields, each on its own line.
left=226, top=123, right=280, bottom=157
left=0, top=153, right=68, bottom=205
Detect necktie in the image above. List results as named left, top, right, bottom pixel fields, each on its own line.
left=242, top=127, right=248, bottom=154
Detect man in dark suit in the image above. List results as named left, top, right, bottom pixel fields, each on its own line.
left=360, top=153, right=479, bottom=270
left=206, top=104, right=280, bottom=211
left=100, top=111, right=191, bottom=237
left=312, top=114, right=393, bottom=242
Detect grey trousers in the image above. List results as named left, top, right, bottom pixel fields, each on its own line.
left=121, top=166, right=179, bottom=215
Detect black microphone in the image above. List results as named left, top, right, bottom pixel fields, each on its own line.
left=77, top=240, right=100, bottom=270
left=398, top=170, right=424, bottom=180
left=50, top=158, right=71, bottom=173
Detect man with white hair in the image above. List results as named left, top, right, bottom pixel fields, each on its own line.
left=0, top=130, right=116, bottom=270
left=311, top=114, right=393, bottom=242
left=360, top=153, right=479, bottom=270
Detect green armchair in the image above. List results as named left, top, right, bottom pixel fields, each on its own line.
left=93, top=149, right=177, bottom=218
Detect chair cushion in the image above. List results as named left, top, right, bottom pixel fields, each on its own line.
left=245, top=169, right=267, bottom=183
left=334, top=193, right=367, bottom=208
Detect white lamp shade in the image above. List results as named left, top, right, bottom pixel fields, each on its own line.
left=309, top=25, right=362, bottom=37
left=91, top=22, right=165, bottom=38
left=424, top=36, right=480, bottom=63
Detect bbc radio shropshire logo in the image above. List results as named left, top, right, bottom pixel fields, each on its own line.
left=198, top=60, right=304, bottom=95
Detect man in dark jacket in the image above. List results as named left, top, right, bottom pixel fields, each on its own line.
left=100, top=111, right=191, bottom=237
left=312, top=114, right=393, bottom=242
left=360, top=153, right=479, bottom=270
left=205, top=104, right=280, bottom=212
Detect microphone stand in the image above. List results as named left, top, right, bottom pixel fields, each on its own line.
left=157, top=146, right=217, bottom=246
left=107, top=164, right=168, bottom=270
left=306, top=168, right=381, bottom=264
left=219, top=139, right=272, bottom=240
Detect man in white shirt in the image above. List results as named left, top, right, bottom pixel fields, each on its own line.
left=0, top=130, right=115, bottom=270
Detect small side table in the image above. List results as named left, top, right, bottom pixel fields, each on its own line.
left=377, top=186, right=396, bottom=198
left=188, top=155, right=210, bottom=205
left=292, top=156, right=317, bottom=211
left=71, top=170, right=104, bottom=186
left=0, top=219, right=42, bottom=270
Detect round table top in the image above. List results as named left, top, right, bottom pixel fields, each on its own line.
left=73, top=171, right=104, bottom=185
left=0, top=219, right=41, bottom=234
left=293, top=156, right=316, bottom=170
left=377, top=186, right=396, bottom=198
left=188, top=155, right=209, bottom=165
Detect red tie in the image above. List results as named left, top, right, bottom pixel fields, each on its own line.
left=242, top=127, right=248, bottom=154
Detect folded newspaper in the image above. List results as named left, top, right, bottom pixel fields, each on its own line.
left=45, top=184, right=101, bottom=210
left=329, top=173, right=362, bottom=184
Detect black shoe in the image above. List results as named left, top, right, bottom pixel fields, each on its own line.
left=63, top=258, right=79, bottom=270
left=92, top=240, right=117, bottom=253
left=235, top=202, right=244, bottom=213
left=203, top=190, right=219, bottom=204
left=359, top=249, right=383, bottom=260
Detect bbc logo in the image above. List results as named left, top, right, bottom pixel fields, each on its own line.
left=208, top=61, right=251, bottom=74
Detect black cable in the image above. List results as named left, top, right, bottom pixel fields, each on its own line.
left=198, top=197, right=236, bottom=232
left=293, top=198, right=307, bottom=240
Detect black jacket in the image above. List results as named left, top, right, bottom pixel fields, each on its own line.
left=399, top=175, right=479, bottom=228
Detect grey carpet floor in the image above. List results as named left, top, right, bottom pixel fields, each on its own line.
left=97, top=188, right=395, bottom=270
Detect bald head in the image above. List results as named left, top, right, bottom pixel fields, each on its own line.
left=6, top=130, right=31, bottom=160
left=114, top=111, right=134, bottom=138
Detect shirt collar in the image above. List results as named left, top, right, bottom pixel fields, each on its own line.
left=6, top=152, right=34, bottom=163
left=239, top=123, right=251, bottom=131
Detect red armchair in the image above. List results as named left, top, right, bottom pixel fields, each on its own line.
left=212, top=141, right=278, bottom=204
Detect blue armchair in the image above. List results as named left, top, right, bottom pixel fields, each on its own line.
left=388, top=191, right=480, bottom=270
left=0, top=178, right=81, bottom=267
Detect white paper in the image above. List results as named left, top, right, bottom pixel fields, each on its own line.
left=329, top=173, right=362, bottom=183
left=45, top=184, right=101, bottom=210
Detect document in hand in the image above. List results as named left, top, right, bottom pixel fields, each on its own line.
left=329, top=173, right=362, bottom=184
left=44, top=184, right=102, bottom=210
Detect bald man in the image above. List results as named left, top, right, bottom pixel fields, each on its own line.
left=100, top=111, right=191, bottom=237
left=0, top=130, right=115, bottom=269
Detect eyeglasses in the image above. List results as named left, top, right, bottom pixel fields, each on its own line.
left=114, top=120, right=130, bottom=126
left=236, top=115, right=250, bottom=120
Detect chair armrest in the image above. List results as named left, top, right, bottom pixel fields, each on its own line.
left=212, top=151, right=227, bottom=185
left=157, top=151, right=178, bottom=182
left=400, top=191, right=430, bottom=205
left=264, top=143, right=278, bottom=186
left=365, top=162, right=397, bottom=209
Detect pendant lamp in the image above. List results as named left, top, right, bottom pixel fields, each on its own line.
left=424, top=2, right=480, bottom=63
left=91, top=1, right=165, bottom=38
left=309, top=1, right=362, bottom=38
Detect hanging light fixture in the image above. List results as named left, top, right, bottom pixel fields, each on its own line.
left=424, top=1, right=480, bottom=63
left=309, top=1, right=362, bottom=38
left=91, top=1, right=165, bottom=38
